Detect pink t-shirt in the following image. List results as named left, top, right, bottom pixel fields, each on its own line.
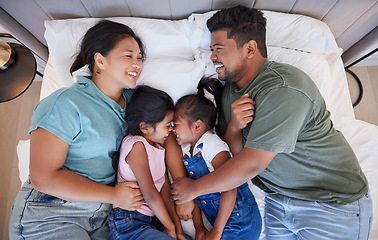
left=116, top=135, right=166, bottom=216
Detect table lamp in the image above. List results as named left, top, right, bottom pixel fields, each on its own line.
left=0, top=35, right=36, bottom=103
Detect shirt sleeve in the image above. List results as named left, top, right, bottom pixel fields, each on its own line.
left=203, top=134, right=230, bottom=165
left=29, top=90, right=81, bottom=144
left=245, top=87, right=314, bottom=153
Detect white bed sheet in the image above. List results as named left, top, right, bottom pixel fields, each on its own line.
left=17, top=10, right=378, bottom=239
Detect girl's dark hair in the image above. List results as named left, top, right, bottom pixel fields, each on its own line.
left=125, top=86, right=174, bottom=136
left=207, top=5, right=267, bottom=57
left=175, top=77, right=223, bottom=131
left=70, top=20, right=145, bottom=75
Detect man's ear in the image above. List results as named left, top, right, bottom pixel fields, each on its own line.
left=245, top=40, right=258, bottom=58
left=139, top=122, right=150, bottom=134
left=94, top=52, right=105, bottom=70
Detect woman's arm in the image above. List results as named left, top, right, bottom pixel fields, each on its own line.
left=206, top=151, right=237, bottom=240
left=165, top=132, right=195, bottom=220
left=127, top=141, right=176, bottom=237
left=29, top=127, right=144, bottom=210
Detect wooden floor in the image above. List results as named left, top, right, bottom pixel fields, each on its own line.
left=0, top=81, right=41, bottom=239
left=0, top=66, right=377, bottom=239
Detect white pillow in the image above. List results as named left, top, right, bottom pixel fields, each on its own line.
left=263, top=10, right=338, bottom=53
left=188, top=10, right=339, bottom=53
left=137, top=58, right=207, bottom=103
left=44, top=17, right=197, bottom=86
left=17, top=140, right=30, bottom=185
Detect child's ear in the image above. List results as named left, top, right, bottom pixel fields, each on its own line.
left=139, top=122, right=150, bottom=134
left=194, top=120, right=204, bottom=133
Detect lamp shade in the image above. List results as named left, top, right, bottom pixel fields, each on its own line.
left=0, top=41, right=36, bottom=103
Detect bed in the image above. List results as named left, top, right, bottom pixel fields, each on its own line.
left=15, top=9, right=378, bottom=239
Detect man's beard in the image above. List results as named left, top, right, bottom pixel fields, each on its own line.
left=219, top=62, right=246, bottom=83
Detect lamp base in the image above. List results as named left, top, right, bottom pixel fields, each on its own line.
left=0, top=43, right=36, bottom=103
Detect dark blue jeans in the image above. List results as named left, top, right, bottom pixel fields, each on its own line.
left=108, top=209, right=176, bottom=240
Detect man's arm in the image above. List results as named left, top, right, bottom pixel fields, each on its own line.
left=171, top=147, right=276, bottom=204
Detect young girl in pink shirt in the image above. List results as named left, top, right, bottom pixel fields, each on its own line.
left=108, top=86, right=191, bottom=240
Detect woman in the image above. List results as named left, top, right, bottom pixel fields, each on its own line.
left=9, top=20, right=145, bottom=239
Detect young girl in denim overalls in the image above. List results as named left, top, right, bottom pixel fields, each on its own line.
left=173, top=77, right=262, bottom=240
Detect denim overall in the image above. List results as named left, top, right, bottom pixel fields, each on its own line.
left=183, top=143, right=262, bottom=240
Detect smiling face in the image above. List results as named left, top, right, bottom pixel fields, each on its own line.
left=143, top=111, right=174, bottom=146
left=173, top=110, right=197, bottom=146
left=102, top=36, right=143, bottom=89
left=210, top=30, right=249, bottom=87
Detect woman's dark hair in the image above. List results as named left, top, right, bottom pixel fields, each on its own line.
left=125, top=85, right=174, bottom=136
left=175, top=77, right=223, bottom=131
left=207, top=5, right=267, bottom=57
left=70, top=20, right=145, bottom=75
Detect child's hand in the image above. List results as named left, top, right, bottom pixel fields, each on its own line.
left=177, top=233, right=188, bottom=240
left=204, top=229, right=222, bottom=240
left=164, top=227, right=177, bottom=239
left=195, top=225, right=208, bottom=240
left=176, top=200, right=194, bottom=220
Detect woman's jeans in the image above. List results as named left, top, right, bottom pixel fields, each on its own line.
left=265, top=192, right=373, bottom=240
left=9, top=179, right=112, bottom=240
left=108, top=208, right=176, bottom=240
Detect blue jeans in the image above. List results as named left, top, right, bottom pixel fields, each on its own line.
left=108, top=209, right=177, bottom=240
left=9, top=179, right=112, bottom=240
left=265, top=192, right=373, bottom=240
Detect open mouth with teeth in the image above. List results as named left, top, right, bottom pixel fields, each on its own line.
left=127, top=71, right=138, bottom=78
left=174, top=132, right=181, bottom=143
left=214, top=63, right=224, bottom=73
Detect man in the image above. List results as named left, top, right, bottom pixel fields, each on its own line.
left=171, top=6, right=372, bottom=239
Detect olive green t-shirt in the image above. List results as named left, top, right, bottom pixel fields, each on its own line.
left=218, top=60, right=368, bottom=205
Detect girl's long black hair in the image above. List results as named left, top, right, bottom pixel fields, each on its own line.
left=125, top=85, right=174, bottom=136
left=113, top=85, right=174, bottom=170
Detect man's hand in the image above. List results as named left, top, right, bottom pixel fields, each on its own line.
left=171, top=177, right=197, bottom=204
left=229, top=93, right=255, bottom=132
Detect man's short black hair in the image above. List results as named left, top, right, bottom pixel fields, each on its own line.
left=207, top=5, right=267, bottom=57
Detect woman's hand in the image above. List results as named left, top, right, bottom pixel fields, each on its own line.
left=112, top=181, right=144, bottom=210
